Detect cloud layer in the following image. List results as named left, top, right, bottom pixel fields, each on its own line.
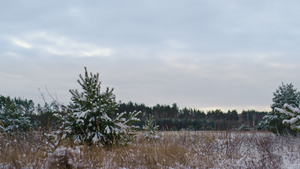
left=1, top=0, right=300, bottom=112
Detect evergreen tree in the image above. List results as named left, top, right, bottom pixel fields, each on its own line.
left=271, top=83, right=300, bottom=110
left=171, top=103, right=179, bottom=119
left=227, top=110, right=239, bottom=121
left=0, top=95, right=35, bottom=115
left=0, top=100, right=32, bottom=134
left=143, top=114, right=159, bottom=140
left=260, top=83, right=300, bottom=134
left=59, top=67, right=140, bottom=146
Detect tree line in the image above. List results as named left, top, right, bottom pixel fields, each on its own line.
left=1, top=68, right=299, bottom=148
left=0, top=95, right=268, bottom=131
left=117, top=102, right=268, bottom=131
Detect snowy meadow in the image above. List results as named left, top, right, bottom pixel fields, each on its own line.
left=0, top=131, right=299, bottom=168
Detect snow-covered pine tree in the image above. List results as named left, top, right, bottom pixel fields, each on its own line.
left=271, top=83, right=300, bottom=110
left=275, top=104, right=300, bottom=133
left=0, top=99, right=32, bottom=134
left=61, top=67, right=140, bottom=146
left=260, top=83, right=300, bottom=134
left=143, top=114, right=159, bottom=140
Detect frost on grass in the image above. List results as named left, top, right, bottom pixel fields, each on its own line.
left=48, top=146, right=85, bottom=169
left=0, top=131, right=300, bottom=168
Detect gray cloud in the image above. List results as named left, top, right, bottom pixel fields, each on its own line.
left=1, top=0, right=300, bottom=112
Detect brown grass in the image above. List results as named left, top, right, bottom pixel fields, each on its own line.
left=0, top=131, right=299, bottom=168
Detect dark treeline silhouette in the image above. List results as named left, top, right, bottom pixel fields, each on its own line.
left=117, top=102, right=268, bottom=131
left=0, top=95, right=269, bottom=131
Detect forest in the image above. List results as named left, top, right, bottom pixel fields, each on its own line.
left=0, top=95, right=268, bottom=131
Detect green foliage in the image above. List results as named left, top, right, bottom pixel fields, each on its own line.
left=60, top=67, right=140, bottom=146
left=260, top=83, right=300, bottom=135
left=271, top=83, right=300, bottom=110
left=0, top=99, right=32, bottom=134
left=238, top=124, right=249, bottom=131
left=0, top=95, right=35, bottom=115
left=227, top=110, right=239, bottom=121
left=118, top=102, right=268, bottom=131
left=275, top=104, right=300, bottom=133
left=143, top=115, right=159, bottom=140
left=259, top=114, right=293, bottom=134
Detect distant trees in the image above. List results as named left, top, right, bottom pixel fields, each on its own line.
left=1, top=70, right=276, bottom=135
left=227, top=110, right=239, bottom=121
left=241, top=110, right=266, bottom=127
left=0, top=93, right=269, bottom=133
left=117, top=102, right=268, bottom=131
left=0, top=95, right=35, bottom=115
left=0, top=96, right=32, bottom=134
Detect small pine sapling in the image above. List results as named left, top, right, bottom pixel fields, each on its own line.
left=143, top=114, right=159, bottom=140
left=60, top=67, right=140, bottom=146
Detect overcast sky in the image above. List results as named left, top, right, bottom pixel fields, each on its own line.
left=1, top=0, right=300, bottom=112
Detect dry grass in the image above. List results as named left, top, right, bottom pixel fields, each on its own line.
left=0, top=131, right=300, bottom=168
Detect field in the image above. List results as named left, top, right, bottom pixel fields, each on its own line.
left=0, top=131, right=300, bottom=168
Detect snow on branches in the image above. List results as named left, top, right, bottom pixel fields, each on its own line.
left=59, top=67, right=141, bottom=146
left=275, top=104, right=300, bottom=132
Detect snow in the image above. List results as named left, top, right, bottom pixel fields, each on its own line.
left=274, top=104, right=300, bottom=131
left=100, top=113, right=112, bottom=121
left=105, top=126, right=111, bottom=134
left=76, top=110, right=91, bottom=119
left=294, top=126, right=300, bottom=130
left=284, top=103, right=300, bottom=114
left=1, top=131, right=299, bottom=168
left=283, top=118, right=297, bottom=124
left=275, top=107, right=294, bottom=117
left=92, top=134, right=99, bottom=143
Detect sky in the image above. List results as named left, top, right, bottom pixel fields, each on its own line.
left=1, top=0, right=300, bottom=112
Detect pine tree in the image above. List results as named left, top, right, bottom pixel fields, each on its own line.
left=59, top=67, right=140, bottom=146
left=143, top=114, right=159, bottom=140
left=260, top=83, right=300, bottom=134
left=271, top=83, right=300, bottom=110
left=0, top=100, right=32, bottom=134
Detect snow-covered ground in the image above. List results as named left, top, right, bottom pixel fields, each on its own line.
left=0, top=131, right=299, bottom=168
